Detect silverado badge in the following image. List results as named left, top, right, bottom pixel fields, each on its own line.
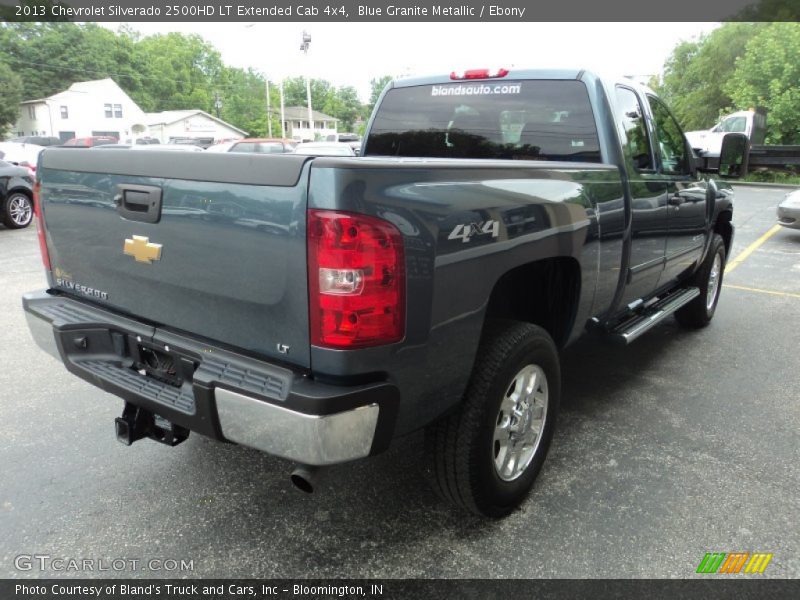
left=124, top=235, right=162, bottom=264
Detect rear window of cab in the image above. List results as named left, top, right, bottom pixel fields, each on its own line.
left=365, top=80, right=601, bottom=162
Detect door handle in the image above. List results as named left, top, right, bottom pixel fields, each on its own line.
left=116, top=184, right=162, bottom=224
left=667, top=195, right=685, bottom=207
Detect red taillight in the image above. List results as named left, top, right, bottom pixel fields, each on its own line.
left=308, top=210, right=405, bottom=349
left=33, top=181, right=51, bottom=270
left=450, top=68, right=509, bottom=80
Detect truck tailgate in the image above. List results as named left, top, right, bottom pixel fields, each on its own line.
left=38, top=149, right=312, bottom=368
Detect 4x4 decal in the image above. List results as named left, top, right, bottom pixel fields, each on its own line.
left=447, top=220, right=500, bottom=243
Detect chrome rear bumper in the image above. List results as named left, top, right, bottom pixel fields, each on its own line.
left=215, top=388, right=379, bottom=465
left=23, top=291, right=396, bottom=466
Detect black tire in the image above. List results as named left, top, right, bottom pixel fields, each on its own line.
left=2, top=191, right=34, bottom=229
left=424, top=320, right=560, bottom=517
left=675, top=233, right=726, bottom=328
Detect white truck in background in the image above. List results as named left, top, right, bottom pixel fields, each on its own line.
left=685, top=108, right=767, bottom=157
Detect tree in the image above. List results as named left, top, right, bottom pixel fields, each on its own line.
left=281, top=77, right=335, bottom=112
left=725, top=23, right=800, bottom=144
left=0, top=59, right=23, bottom=135
left=135, top=32, right=224, bottom=113
left=0, top=22, right=367, bottom=140
left=657, top=23, right=759, bottom=131
left=322, top=86, right=361, bottom=131
left=367, top=75, right=393, bottom=116
left=216, top=66, right=269, bottom=137
left=0, top=23, right=147, bottom=103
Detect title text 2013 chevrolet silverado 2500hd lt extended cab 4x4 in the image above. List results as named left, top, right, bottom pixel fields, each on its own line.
left=24, top=69, right=741, bottom=517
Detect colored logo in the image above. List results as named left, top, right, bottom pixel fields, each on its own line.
left=124, top=235, right=162, bottom=264
left=696, top=552, right=773, bottom=574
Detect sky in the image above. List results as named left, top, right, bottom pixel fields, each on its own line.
left=102, top=22, right=720, bottom=102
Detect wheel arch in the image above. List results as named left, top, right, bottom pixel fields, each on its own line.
left=483, top=256, right=581, bottom=349
left=714, top=209, right=733, bottom=258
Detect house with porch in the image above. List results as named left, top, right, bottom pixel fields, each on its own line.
left=282, top=107, right=338, bottom=142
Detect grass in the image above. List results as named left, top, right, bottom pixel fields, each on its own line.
left=743, top=169, right=800, bottom=185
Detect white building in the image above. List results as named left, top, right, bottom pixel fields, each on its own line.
left=14, top=78, right=148, bottom=143
left=282, top=107, right=338, bottom=142
left=145, top=110, right=247, bottom=144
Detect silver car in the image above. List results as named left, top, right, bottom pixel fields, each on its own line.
left=777, top=189, right=800, bottom=230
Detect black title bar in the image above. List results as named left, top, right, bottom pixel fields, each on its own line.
left=3, top=579, right=799, bottom=600
left=2, top=0, right=799, bottom=22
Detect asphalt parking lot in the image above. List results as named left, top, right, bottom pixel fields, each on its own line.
left=1, top=186, right=798, bottom=579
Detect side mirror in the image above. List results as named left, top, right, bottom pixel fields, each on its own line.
left=719, top=133, right=750, bottom=178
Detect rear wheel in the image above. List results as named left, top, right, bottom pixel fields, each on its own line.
left=675, top=233, right=726, bottom=328
left=424, top=320, right=560, bottom=517
left=2, top=192, right=33, bottom=229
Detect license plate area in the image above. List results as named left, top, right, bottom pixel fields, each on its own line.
left=133, top=341, right=195, bottom=388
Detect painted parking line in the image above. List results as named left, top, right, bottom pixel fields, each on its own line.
left=723, top=283, right=800, bottom=300
left=725, top=224, right=782, bottom=274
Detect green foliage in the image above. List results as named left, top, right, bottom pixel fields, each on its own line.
left=322, top=86, right=362, bottom=131
left=0, top=22, right=371, bottom=139
left=0, top=59, right=23, bottom=135
left=367, top=75, right=393, bottom=116
left=725, top=23, right=800, bottom=144
left=132, top=32, right=224, bottom=113
left=657, top=23, right=758, bottom=131
left=0, top=23, right=147, bottom=102
left=735, top=0, right=800, bottom=21
left=658, top=22, right=800, bottom=144
left=743, top=169, right=800, bottom=184
left=279, top=77, right=364, bottom=131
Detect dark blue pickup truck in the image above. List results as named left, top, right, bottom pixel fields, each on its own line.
left=24, top=69, right=741, bottom=517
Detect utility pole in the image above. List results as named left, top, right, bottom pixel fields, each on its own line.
left=265, top=79, right=272, bottom=137
left=243, top=23, right=273, bottom=138
left=213, top=92, right=222, bottom=119
left=279, top=80, right=286, bottom=138
left=300, top=31, right=314, bottom=140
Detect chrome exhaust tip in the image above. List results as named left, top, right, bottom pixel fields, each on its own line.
left=290, top=465, right=322, bottom=494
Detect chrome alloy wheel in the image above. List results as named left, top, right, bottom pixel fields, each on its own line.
left=492, top=364, right=548, bottom=481
left=8, top=193, right=33, bottom=227
left=706, top=252, right=722, bottom=311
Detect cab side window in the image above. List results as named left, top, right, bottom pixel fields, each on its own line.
left=647, top=96, right=689, bottom=176
left=614, top=87, right=653, bottom=171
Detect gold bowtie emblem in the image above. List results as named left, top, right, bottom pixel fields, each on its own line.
left=124, top=235, right=162, bottom=264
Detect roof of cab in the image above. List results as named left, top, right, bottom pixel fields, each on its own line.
left=388, top=68, right=656, bottom=98
left=390, top=68, right=586, bottom=89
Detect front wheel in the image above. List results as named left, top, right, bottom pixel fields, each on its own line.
left=675, top=233, right=726, bottom=328
left=3, top=192, right=34, bottom=229
left=424, top=320, right=560, bottom=517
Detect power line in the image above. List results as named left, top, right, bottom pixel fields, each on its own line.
left=3, top=54, right=273, bottom=95
left=4, top=55, right=358, bottom=100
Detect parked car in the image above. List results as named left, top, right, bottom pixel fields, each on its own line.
left=133, top=144, right=204, bottom=152
left=90, top=144, right=204, bottom=152
left=205, top=141, right=238, bottom=153
left=9, top=135, right=62, bottom=147
left=135, top=137, right=160, bottom=145
left=777, top=189, right=800, bottom=230
left=0, top=142, right=45, bottom=176
left=325, top=132, right=362, bottom=155
left=0, top=160, right=34, bottom=228
left=168, top=136, right=215, bottom=148
left=227, top=138, right=298, bottom=154
left=90, top=144, right=131, bottom=150
left=62, top=136, right=118, bottom=148
left=294, top=141, right=355, bottom=156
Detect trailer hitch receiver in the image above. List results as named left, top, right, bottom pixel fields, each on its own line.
left=115, top=403, right=189, bottom=447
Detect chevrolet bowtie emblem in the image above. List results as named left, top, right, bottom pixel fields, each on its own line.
left=124, top=235, right=162, bottom=264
